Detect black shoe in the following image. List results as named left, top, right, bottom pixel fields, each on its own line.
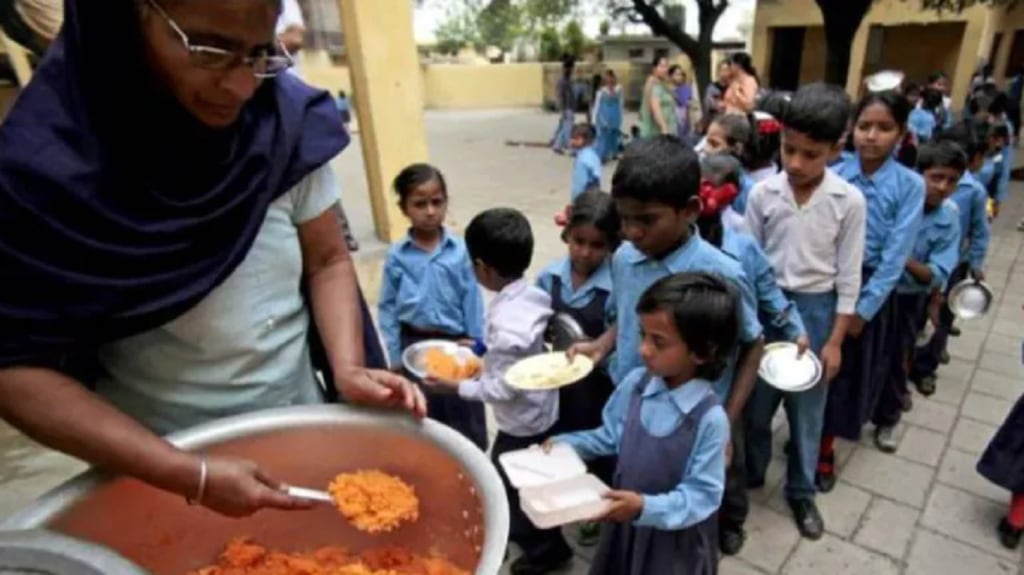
left=914, top=375, right=937, bottom=397
left=998, top=517, right=1023, bottom=550
left=939, top=349, right=951, bottom=364
left=510, top=547, right=573, bottom=575
left=720, top=527, right=746, bottom=555
left=950, top=326, right=961, bottom=337
left=788, top=498, right=825, bottom=540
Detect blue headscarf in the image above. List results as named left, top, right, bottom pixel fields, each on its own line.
left=0, top=0, right=349, bottom=371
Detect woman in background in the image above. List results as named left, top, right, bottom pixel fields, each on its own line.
left=670, top=65, right=695, bottom=143
left=639, top=54, right=678, bottom=137
left=592, top=69, right=624, bottom=162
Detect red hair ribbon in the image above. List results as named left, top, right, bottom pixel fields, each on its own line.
left=699, top=180, right=739, bottom=217
left=758, top=118, right=782, bottom=135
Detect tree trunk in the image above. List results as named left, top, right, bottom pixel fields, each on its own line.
left=816, top=0, right=872, bottom=87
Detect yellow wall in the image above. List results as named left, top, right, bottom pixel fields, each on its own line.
left=799, top=27, right=827, bottom=86
left=753, top=0, right=996, bottom=107
left=872, top=23, right=964, bottom=85
left=423, top=63, right=543, bottom=109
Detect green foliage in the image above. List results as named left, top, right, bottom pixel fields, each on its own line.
left=599, top=19, right=612, bottom=36
left=563, top=20, right=586, bottom=57
left=539, top=26, right=564, bottom=60
left=435, top=4, right=479, bottom=55
left=477, top=0, right=523, bottom=51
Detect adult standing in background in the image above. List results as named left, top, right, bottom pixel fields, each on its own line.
left=723, top=52, right=760, bottom=114
left=639, top=54, right=678, bottom=137
left=670, top=64, right=695, bottom=144
left=703, top=60, right=731, bottom=133
left=551, top=55, right=577, bottom=154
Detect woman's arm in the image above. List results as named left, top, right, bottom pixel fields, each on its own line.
left=299, top=206, right=426, bottom=416
left=0, top=368, right=306, bottom=517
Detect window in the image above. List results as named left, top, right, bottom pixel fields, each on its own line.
left=628, top=48, right=645, bottom=60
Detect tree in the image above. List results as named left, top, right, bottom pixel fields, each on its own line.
left=477, top=0, right=523, bottom=54
left=816, top=0, right=1020, bottom=87
left=435, top=3, right=479, bottom=55
left=599, top=19, right=612, bottom=36
left=563, top=21, right=587, bottom=58
left=539, top=26, right=563, bottom=61
left=608, top=0, right=730, bottom=99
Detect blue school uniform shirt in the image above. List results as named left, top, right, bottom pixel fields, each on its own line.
left=572, top=146, right=603, bottom=200
left=721, top=228, right=806, bottom=342
left=377, top=231, right=485, bottom=366
left=554, top=369, right=729, bottom=530
left=536, top=256, right=614, bottom=320
left=908, top=108, right=937, bottom=142
left=730, top=172, right=755, bottom=216
left=609, top=232, right=763, bottom=387
left=827, top=150, right=855, bottom=168
left=834, top=155, right=925, bottom=320
left=976, top=151, right=1011, bottom=204
left=950, top=172, right=990, bottom=270
left=897, top=200, right=961, bottom=294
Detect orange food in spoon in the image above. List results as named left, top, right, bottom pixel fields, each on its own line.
left=327, top=470, right=419, bottom=533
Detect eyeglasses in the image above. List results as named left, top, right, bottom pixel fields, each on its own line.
left=146, top=0, right=293, bottom=79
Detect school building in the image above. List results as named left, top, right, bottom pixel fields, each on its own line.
left=751, top=0, right=1024, bottom=108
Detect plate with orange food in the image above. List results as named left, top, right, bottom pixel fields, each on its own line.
left=402, top=340, right=483, bottom=382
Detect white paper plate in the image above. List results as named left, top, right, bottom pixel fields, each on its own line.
left=759, top=342, right=822, bottom=392
left=505, top=353, right=594, bottom=391
left=498, top=443, right=587, bottom=489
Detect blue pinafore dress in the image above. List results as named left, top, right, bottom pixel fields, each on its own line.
left=590, top=375, right=719, bottom=575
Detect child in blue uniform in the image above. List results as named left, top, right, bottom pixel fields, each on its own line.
left=697, top=152, right=807, bottom=554
left=912, top=123, right=991, bottom=393
left=822, top=91, right=924, bottom=487
left=871, top=141, right=962, bottom=451
left=592, top=70, right=624, bottom=162
left=551, top=272, right=734, bottom=575
left=571, top=123, right=602, bottom=201
left=977, top=122, right=1011, bottom=217
left=745, top=83, right=867, bottom=540
left=378, top=164, right=487, bottom=449
left=429, top=208, right=572, bottom=574
left=569, top=136, right=764, bottom=439
left=908, top=88, right=943, bottom=143
left=537, top=190, right=619, bottom=546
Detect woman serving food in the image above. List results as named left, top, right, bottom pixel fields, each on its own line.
left=0, top=0, right=424, bottom=519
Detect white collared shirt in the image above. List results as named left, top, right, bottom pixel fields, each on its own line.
left=744, top=170, right=867, bottom=315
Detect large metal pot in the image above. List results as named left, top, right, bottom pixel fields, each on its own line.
left=1, top=405, right=509, bottom=574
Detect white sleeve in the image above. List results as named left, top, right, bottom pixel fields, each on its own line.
left=276, top=0, right=305, bottom=34
left=290, top=165, right=342, bottom=224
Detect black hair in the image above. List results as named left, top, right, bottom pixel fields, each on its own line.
left=611, top=135, right=701, bottom=209
left=921, top=87, right=943, bottom=110
left=988, top=92, right=1008, bottom=116
left=393, top=163, right=447, bottom=205
left=934, top=121, right=990, bottom=160
left=749, top=115, right=781, bottom=169
left=571, top=122, right=596, bottom=143
left=710, top=114, right=756, bottom=168
left=668, top=64, right=683, bottom=77
left=337, top=90, right=347, bottom=98
left=855, top=90, right=912, bottom=128
left=968, top=93, right=994, bottom=117
left=927, top=71, right=947, bottom=85
left=697, top=153, right=744, bottom=249
left=566, top=190, right=621, bottom=249
left=464, top=208, right=533, bottom=279
left=604, top=69, right=617, bottom=81
left=729, top=52, right=758, bottom=80
left=991, top=123, right=1011, bottom=140
left=916, top=140, right=967, bottom=173
left=903, top=81, right=921, bottom=97
left=636, top=272, right=739, bottom=381
left=771, top=83, right=850, bottom=143
left=651, top=53, right=668, bottom=68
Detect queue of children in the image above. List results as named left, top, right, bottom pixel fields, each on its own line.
left=374, top=68, right=1021, bottom=574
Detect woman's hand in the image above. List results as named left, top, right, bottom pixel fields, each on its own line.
left=336, top=367, right=427, bottom=418
left=201, top=456, right=313, bottom=518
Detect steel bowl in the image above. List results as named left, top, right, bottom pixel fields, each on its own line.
left=545, top=313, right=586, bottom=352
left=402, top=340, right=480, bottom=381
left=948, top=278, right=994, bottom=320
left=0, top=529, right=150, bottom=574
left=1, top=405, right=509, bottom=575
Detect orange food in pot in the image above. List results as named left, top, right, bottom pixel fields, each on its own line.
left=190, top=538, right=470, bottom=575
left=424, top=348, right=481, bottom=381
left=327, top=470, right=419, bottom=533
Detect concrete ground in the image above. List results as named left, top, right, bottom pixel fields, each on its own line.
left=2, top=109, right=1024, bottom=575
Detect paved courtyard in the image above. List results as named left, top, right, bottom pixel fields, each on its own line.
left=1, top=109, right=1023, bottom=574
